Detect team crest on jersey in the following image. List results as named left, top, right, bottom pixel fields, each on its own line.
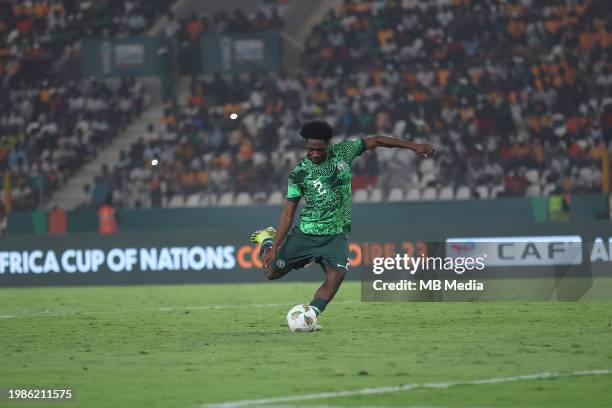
left=336, top=160, right=347, bottom=172
left=276, top=259, right=285, bottom=268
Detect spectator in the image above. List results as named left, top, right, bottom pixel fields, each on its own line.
left=0, top=203, right=6, bottom=235
left=98, top=196, right=118, bottom=235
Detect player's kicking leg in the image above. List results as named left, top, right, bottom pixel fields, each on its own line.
left=251, top=226, right=334, bottom=330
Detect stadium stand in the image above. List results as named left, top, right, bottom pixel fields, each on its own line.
left=299, top=0, right=612, bottom=199
left=0, top=0, right=172, bottom=210
left=90, top=0, right=611, bottom=209
left=3, top=0, right=611, bottom=210
left=167, top=3, right=287, bottom=76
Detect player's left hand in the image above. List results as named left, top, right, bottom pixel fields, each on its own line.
left=415, top=143, right=435, bottom=158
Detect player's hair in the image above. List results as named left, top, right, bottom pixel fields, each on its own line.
left=299, top=120, right=333, bottom=141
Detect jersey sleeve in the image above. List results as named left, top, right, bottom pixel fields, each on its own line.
left=334, top=139, right=366, bottom=164
left=286, top=174, right=302, bottom=202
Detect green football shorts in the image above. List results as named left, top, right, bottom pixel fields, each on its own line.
left=271, top=226, right=350, bottom=274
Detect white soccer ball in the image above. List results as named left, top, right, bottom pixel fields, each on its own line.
left=286, top=304, right=317, bottom=332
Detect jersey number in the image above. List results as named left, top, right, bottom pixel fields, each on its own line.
left=312, top=178, right=327, bottom=195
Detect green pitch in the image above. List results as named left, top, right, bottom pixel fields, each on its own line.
left=1, top=282, right=611, bottom=408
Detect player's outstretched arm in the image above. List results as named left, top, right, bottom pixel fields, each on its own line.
left=362, top=135, right=435, bottom=158
left=263, top=199, right=298, bottom=267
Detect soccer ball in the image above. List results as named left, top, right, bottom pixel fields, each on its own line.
left=286, top=304, right=317, bottom=332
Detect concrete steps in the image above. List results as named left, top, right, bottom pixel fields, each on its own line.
left=46, top=105, right=164, bottom=210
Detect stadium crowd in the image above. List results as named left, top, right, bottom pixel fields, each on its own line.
left=1, top=78, right=148, bottom=210
left=0, top=0, right=171, bottom=210
left=300, top=0, right=612, bottom=197
left=2, top=0, right=610, bottom=210
left=90, top=0, right=611, bottom=208
left=165, top=3, right=287, bottom=77
left=164, top=6, right=285, bottom=41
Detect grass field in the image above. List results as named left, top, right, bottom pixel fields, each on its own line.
left=1, top=281, right=612, bottom=408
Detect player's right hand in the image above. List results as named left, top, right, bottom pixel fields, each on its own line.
left=415, top=143, right=435, bottom=158
left=263, top=246, right=277, bottom=268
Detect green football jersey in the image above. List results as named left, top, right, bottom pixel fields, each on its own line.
left=286, top=139, right=366, bottom=235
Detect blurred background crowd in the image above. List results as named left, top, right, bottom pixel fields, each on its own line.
left=1, top=0, right=610, bottom=212
left=0, top=0, right=168, bottom=210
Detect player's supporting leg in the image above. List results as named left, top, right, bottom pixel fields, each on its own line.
left=309, top=264, right=346, bottom=316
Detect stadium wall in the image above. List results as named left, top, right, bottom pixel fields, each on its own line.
left=5, top=194, right=609, bottom=236
left=1, top=219, right=611, bottom=287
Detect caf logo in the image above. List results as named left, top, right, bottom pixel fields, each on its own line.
left=337, top=160, right=347, bottom=171
left=276, top=259, right=285, bottom=268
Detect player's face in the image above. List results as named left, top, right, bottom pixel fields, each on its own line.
left=306, top=139, right=329, bottom=164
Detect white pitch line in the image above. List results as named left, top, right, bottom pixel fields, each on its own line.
left=263, top=405, right=500, bottom=408
left=0, top=300, right=360, bottom=319
left=199, top=369, right=612, bottom=408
